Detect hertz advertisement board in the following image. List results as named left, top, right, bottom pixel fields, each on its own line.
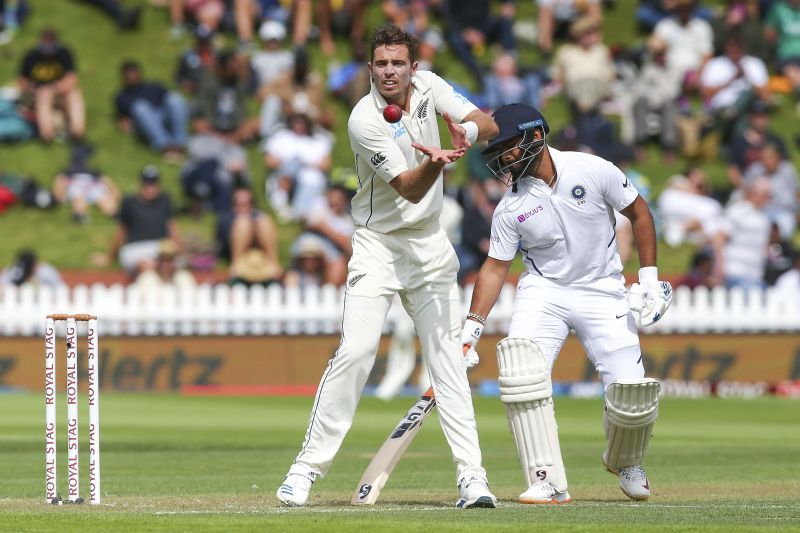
left=2, top=334, right=799, bottom=392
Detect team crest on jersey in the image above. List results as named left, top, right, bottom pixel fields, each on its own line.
left=416, top=98, right=429, bottom=120
left=571, top=185, right=586, bottom=205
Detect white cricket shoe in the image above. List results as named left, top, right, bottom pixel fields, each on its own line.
left=276, top=471, right=316, bottom=506
left=616, top=464, right=651, bottom=500
left=456, top=476, right=497, bottom=508
left=519, top=480, right=571, bottom=504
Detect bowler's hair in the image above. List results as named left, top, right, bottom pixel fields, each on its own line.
left=370, top=24, right=417, bottom=64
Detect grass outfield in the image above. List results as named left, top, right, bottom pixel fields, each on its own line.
left=1, top=394, right=798, bottom=531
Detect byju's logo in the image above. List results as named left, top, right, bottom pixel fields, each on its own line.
left=516, top=205, right=544, bottom=223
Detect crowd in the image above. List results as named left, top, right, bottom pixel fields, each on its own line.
left=0, top=0, right=799, bottom=293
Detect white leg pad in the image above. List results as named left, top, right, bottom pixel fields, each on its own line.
left=603, top=378, right=660, bottom=472
left=497, top=338, right=568, bottom=492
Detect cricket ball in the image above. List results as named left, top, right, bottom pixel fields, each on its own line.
left=383, top=104, right=402, bottom=124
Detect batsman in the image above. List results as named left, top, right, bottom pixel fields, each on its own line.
left=462, top=104, right=672, bottom=504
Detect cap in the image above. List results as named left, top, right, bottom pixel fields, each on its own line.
left=569, top=15, right=600, bottom=39
left=230, top=249, right=282, bottom=283
left=158, top=239, right=178, bottom=258
left=483, top=103, right=550, bottom=154
left=140, top=165, right=160, bottom=183
left=259, top=20, right=286, bottom=42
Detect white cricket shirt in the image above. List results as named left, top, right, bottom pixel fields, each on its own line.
left=348, top=71, right=477, bottom=234
left=488, top=148, right=639, bottom=285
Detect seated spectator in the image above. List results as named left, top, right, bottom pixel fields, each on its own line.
left=170, top=0, right=227, bottom=36
left=765, top=0, right=800, bottom=110
left=764, top=222, right=796, bottom=285
left=316, top=0, right=367, bottom=56
left=216, top=187, right=282, bottom=285
left=251, top=20, right=293, bottom=89
left=94, top=166, right=182, bottom=277
left=382, top=0, right=444, bottom=71
left=175, top=26, right=220, bottom=95
left=264, top=112, right=332, bottom=222
left=193, top=49, right=260, bottom=144
left=18, top=28, right=85, bottom=142
left=484, top=53, right=542, bottom=110
left=550, top=15, right=615, bottom=120
left=652, top=0, right=713, bottom=92
left=625, top=35, right=681, bottom=159
left=657, top=167, right=723, bottom=247
left=442, top=0, right=517, bottom=89
left=0, top=0, right=30, bottom=46
left=234, top=0, right=298, bottom=49
left=292, top=184, right=354, bottom=286
left=52, top=143, right=119, bottom=223
left=131, top=238, right=197, bottom=291
left=699, top=35, right=770, bottom=140
left=712, top=0, right=768, bottom=59
left=0, top=249, right=62, bottom=287
left=742, top=143, right=799, bottom=238
left=327, top=41, right=371, bottom=109
left=78, top=0, right=141, bottom=30
left=537, top=0, right=601, bottom=58
left=676, top=247, right=716, bottom=289
left=637, top=0, right=714, bottom=35
left=711, top=177, right=772, bottom=289
left=115, top=60, right=188, bottom=160
left=182, top=135, right=249, bottom=215
left=283, top=238, right=327, bottom=289
left=725, top=99, right=789, bottom=188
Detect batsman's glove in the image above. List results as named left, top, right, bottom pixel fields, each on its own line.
left=460, top=317, right=484, bottom=368
left=628, top=267, right=673, bottom=327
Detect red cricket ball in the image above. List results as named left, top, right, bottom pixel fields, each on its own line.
left=383, top=104, right=403, bottom=124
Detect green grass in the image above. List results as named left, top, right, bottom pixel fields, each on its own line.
left=0, top=1, right=798, bottom=273
left=1, top=393, right=799, bottom=530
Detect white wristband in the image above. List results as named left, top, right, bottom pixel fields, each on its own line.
left=639, top=266, right=658, bottom=284
left=461, top=121, right=478, bottom=144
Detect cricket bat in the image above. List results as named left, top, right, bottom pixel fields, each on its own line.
left=351, top=387, right=437, bottom=505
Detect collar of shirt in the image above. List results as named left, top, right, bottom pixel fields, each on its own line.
left=369, top=72, right=432, bottom=114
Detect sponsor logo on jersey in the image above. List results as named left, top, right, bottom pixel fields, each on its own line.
left=516, top=205, right=544, bottom=223
left=348, top=273, right=366, bottom=287
left=389, top=122, right=407, bottom=138
left=370, top=152, right=387, bottom=167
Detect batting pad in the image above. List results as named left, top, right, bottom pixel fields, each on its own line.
left=603, top=378, right=660, bottom=472
left=497, top=338, right=568, bottom=492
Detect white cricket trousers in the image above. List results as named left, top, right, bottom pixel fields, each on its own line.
left=290, top=225, right=487, bottom=484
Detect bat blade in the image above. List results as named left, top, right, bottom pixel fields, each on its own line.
left=351, top=388, right=436, bottom=505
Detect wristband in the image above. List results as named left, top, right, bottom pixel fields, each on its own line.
left=639, top=266, right=658, bottom=284
left=462, top=318, right=484, bottom=346
left=462, top=121, right=479, bottom=144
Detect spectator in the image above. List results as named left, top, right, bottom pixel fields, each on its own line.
left=652, top=0, right=714, bottom=93
left=52, top=143, right=119, bottom=223
left=251, top=20, right=293, bottom=89
left=0, top=0, right=30, bottom=46
left=176, top=26, right=220, bottom=95
left=442, top=0, right=517, bottom=89
left=115, top=60, right=189, bottom=160
left=712, top=1, right=768, bottom=59
left=657, top=166, right=723, bottom=247
left=182, top=135, right=249, bottom=215
left=774, top=250, right=800, bottom=294
left=637, top=0, right=715, bottom=34
left=234, top=0, right=303, bottom=49
left=537, top=0, right=601, bottom=58
left=765, top=0, right=800, bottom=110
left=263, top=112, right=332, bottom=222
left=215, top=187, right=282, bottom=283
left=383, top=0, right=444, bottom=71
left=712, top=177, right=772, bottom=288
left=170, top=0, right=227, bottom=35
left=550, top=15, right=615, bottom=120
left=193, top=49, right=260, bottom=144
left=699, top=35, right=770, bottom=139
left=725, top=99, right=789, bottom=188
left=291, top=184, right=354, bottom=286
left=327, top=40, right=371, bottom=109
left=78, top=0, right=141, bottom=30
left=676, top=247, right=716, bottom=289
left=742, top=143, right=799, bottom=238
left=18, top=28, right=85, bottom=142
left=484, top=53, right=542, bottom=110
left=0, top=249, right=62, bottom=287
left=131, top=238, right=197, bottom=291
left=625, top=35, right=681, bottom=159
left=95, top=166, right=181, bottom=277
left=764, top=222, right=796, bottom=285
left=283, top=238, right=327, bottom=289
left=317, top=0, right=368, bottom=56
left=612, top=146, right=653, bottom=264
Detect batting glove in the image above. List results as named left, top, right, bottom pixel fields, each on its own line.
left=460, top=317, right=484, bottom=368
left=628, top=267, right=673, bottom=327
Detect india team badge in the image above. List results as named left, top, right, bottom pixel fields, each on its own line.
left=571, top=185, right=586, bottom=205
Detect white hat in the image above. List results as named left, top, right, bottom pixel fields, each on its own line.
left=259, top=20, right=286, bottom=42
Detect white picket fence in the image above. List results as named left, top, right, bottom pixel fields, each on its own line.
left=0, top=282, right=798, bottom=336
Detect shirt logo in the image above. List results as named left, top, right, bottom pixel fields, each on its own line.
left=623, top=176, right=629, bottom=188
left=416, top=98, right=429, bottom=120
left=571, top=185, right=587, bottom=205
left=370, top=152, right=387, bottom=167
left=389, top=122, right=407, bottom=138
left=348, top=273, right=366, bottom=287
left=517, top=205, right=544, bottom=223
